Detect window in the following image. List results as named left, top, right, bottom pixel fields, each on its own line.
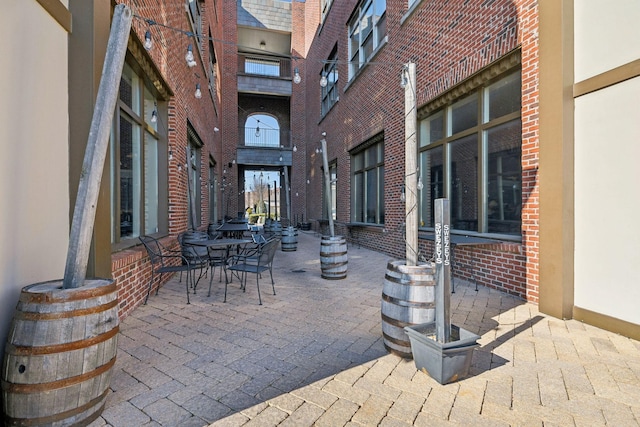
left=348, top=0, right=387, bottom=80
left=111, top=63, right=165, bottom=247
left=208, top=31, right=217, bottom=96
left=418, top=70, right=522, bottom=236
left=352, top=136, right=384, bottom=224
left=245, top=114, right=280, bottom=147
left=187, top=0, right=203, bottom=46
left=321, top=0, right=333, bottom=21
left=321, top=47, right=339, bottom=116
left=187, top=128, right=202, bottom=230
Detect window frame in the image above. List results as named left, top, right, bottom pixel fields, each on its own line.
left=111, top=62, right=167, bottom=250
left=417, top=68, right=522, bottom=239
left=351, top=135, right=385, bottom=225
left=321, top=47, right=339, bottom=117
left=347, top=0, right=387, bottom=81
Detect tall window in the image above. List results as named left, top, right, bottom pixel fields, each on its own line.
left=209, top=160, right=218, bottom=225
left=348, top=0, right=387, bottom=80
left=187, top=0, right=203, bottom=46
left=111, top=62, right=165, bottom=246
left=208, top=32, right=217, bottom=97
left=321, top=47, right=339, bottom=117
left=352, top=137, right=384, bottom=224
left=321, top=0, right=334, bottom=21
left=187, top=128, right=202, bottom=230
left=418, top=70, right=522, bottom=236
left=245, top=114, right=280, bottom=147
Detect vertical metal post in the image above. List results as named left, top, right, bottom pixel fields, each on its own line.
left=434, top=198, right=451, bottom=343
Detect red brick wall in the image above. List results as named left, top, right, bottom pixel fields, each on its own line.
left=112, top=0, right=223, bottom=319
left=303, top=0, right=540, bottom=302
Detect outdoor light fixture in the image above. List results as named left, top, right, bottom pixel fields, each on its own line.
left=144, top=30, right=153, bottom=50
left=194, top=83, right=202, bottom=99
left=400, top=185, right=406, bottom=202
left=319, top=73, right=328, bottom=88
left=150, top=110, right=157, bottom=123
left=417, top=175, right=424, bottom=190
left=400, top=65, right=409, bottom=88
left=260, top=41, right=266, bottom=50
left=185, top=44, right=196, bottom=67
left=293, top=145, right=297, bottom=152
left=255, top=121, right=261, bottom=138
left=293, top=68, right=301, bottom=84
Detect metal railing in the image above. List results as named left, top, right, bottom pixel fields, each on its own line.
left=240, top=127, right=291, bottom=148
left=238, top=53, right=292, bottom=79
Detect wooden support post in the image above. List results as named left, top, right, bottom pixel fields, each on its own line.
left=63, top=5, right=132, bottom=289
left=404, top=63, right=418, bottom=266
left=321, top=137, right=335, bottom=237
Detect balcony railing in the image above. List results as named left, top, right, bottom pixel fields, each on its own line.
left=238, top=53, right=292, bottom=79
left=240, top=127, right=291, bottom=148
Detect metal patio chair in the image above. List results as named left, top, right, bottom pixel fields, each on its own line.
left=225, top=237, right=279, bottom=305
left=139, top=235, right=206, bottom=304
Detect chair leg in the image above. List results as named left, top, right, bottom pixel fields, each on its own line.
left=256, top=274, right=262, bottom=305
left=269, top=268, right=276, bottom=296
left=185, top=269, right=191, bottom=304
left=144, top=270, right=157, bottom=304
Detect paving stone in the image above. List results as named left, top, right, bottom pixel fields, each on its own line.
left=278, top=402, right=325, bottom=427
left=314, top=399, right=359, bottom=427
left=386, top=391, right=425, bottom=423
left=100, top=231, right=640, bottom=427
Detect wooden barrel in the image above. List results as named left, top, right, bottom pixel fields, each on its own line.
left=281, top=226, right=298, bottom=251
left=381, top=260, right=436, bottom=358
left=320, top=235, right=348, bottom=280
left=270, top=222, right=283, bottom=239
left=2, top=279, right=119, bottom=427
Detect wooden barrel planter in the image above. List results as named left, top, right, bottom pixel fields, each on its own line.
left=320, top=235, right=348, bottom=280
left=270, top=222, right=283, bottom=239
left=381, top=260, right=436, bottom=358
left=281, top=226, right=298, bottom=252
left=2, top=279, right=119, bottom=427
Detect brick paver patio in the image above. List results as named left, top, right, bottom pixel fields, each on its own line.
left=91, top=230, right=640, bottom=426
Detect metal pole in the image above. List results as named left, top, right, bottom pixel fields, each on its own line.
left=63, top=4, right=132, bottom=289
left=434, top=198, right=452, bottom=343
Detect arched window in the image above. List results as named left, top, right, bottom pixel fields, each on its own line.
left=245, top=114, right=279, bottom=147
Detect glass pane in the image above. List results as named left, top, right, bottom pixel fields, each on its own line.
left=143, top=86, right=157, bottom=132
left=353, top=152, right=363, bottom=171
left=361, top=4, right=373, bottom=41
left=487, top=119, right=522, bottom=235
left=449, top=93, right=477, bottom=135
left=363, top=32, right=373, bottom=60
left=120, top=63, right=140, bottom=115
left=375, top=11, right=386, bottom=45
left=364, top=145, right=375, bottom=168
left=354, top=172, right=364, bottom=222
left=419, top=111, right=444, bottom=147
left=144, top=132, right=159, bottom=234
left=450, top=134, right=478, bottom=231
left=378, top=165, right=384, bottom=224
left=486, top=72, right=521, bottom=121
left=119, top=115, right=141, bottom=239
left=365, top=168, right=377, bottom=223
left=419, top=146, right=443, bottom=228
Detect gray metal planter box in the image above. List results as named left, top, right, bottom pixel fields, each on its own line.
left=404, top=322, right=480, bottom=384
